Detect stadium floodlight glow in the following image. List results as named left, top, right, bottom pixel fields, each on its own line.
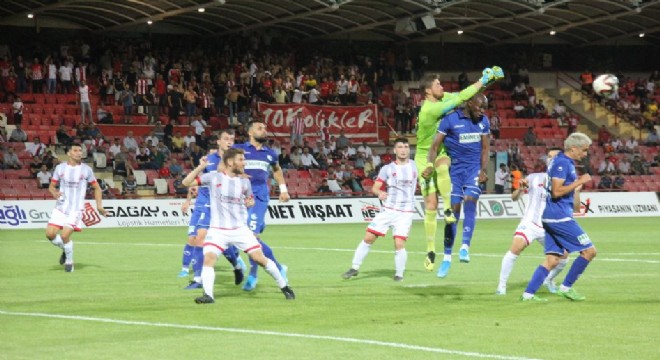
left=639, top=33, right=645, bottom=38
left=198, top=7, right=205, bottom=13
left=549, top=30, right=556, bottom=35
left=27, top=13, right=34, bottom=19
left=457, top=30, right=464, bottom=35
left=147, top=20, right=153, bottom=25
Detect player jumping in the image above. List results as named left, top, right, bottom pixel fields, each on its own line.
left=416, top=67, right=503, bottom=271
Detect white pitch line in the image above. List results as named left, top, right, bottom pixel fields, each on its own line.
left=32, top=241, right=660, bottom=264
left=0, top=310, right=542, bottom=360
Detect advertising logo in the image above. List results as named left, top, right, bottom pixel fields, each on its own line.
left=0, top=205, right=28, bottom=226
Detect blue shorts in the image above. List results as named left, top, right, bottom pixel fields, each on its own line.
left=542, top=219, right=593, bottom=255
left=187, top=205, right=211, bottom=236
left=247, top=192, right=269, bottom=235
left=450, top=165, right=482, bottom=205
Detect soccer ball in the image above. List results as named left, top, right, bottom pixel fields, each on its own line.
left=592, top=74, right=619, bottom=97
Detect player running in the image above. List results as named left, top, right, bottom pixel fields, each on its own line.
left=46, top=143, right=109, bottom=272
left=233, top=120, right=289, bottom=291
left=416, top=67, right=503, bottom=271
left=424, top=94, right=489, bottom=278
left=496, top=148, right=570, bottom=295
left=182, top=148, right=295, bottom=304
left=341, top=138, right=417, bottom=281
left=521, top=132, right=595, bottom=302
left=180, top=130, right=244, bottom=289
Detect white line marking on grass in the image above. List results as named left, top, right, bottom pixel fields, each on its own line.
left=34, top=241, right=660, bottom=264
left=0, top=309, right=542, bottom=360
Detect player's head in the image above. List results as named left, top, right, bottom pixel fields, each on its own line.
left=247, top=120, right=268, bottom=144
left=392, top=137, right=410, bottom=161
left=563, top=132, right=592, bottom=161
left=207, top=143, right=219, bottom=155
left=223, top=148, right=246, bottom=175
left=422, top=74, right=444, bottom=100
left=465, top=94, right=488, bottom=121
left=66, top=144, right=83, bottom=163
left=217, top=129, right=235, bottom=153
left=546, top=146, right=562, bottom=165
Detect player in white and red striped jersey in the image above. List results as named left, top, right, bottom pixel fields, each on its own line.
left=46, top=144, right=108, bottom=272
left=135, top=74, right=149, bottom=113
left=342, top=138, right=417, bottom=281
left=496, top=148, right=570, bottom=295
left=181, top=148, right=295, bottom=303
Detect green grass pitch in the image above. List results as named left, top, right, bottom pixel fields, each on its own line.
left=1, top=218, right=659, bottom=360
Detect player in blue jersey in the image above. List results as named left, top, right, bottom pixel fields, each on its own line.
left=424, top=94, right=490, bottom=278
left=180, top=129, right=244, bottom=289
left=233, top=120, right=289, bottom=291
left=520, top=132, right=595, bottom=302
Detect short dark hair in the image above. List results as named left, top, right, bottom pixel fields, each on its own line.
left=546, top=146, right=562, bottom=153
left=66, top=143, right=82, bottom=153
left=393, top=137, right=408, bottom=146
left=223, top=148, right=245, bottom=166
left=208, top=143, right=219, bottom=150
left=247, top=119, right=265, bottom=131
left=220, top=128, right=235, bottom=137
left=422, top=74, right=439, bottom=90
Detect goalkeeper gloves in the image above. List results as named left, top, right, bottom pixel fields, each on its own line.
left=480, top=67, right=495, bottom=86
left=492, top=66, right=504, bottom=81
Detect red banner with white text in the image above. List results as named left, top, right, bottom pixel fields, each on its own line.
left=257, top=103, right=380, bottom=143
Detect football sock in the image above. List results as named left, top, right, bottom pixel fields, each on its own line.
left=201, top=266, right=215, bottom=299
left=394, top=249, right=407, bottom=277
left=63, top=240, right=73, bottom=264
left=461, top=200, right=477, bottom=247
left=561, top=256, right=590, bottom=288
left=499, top=251, right=519, bottom=288
left=523, top=265, right=549, bottom=296
left=351, top=240, right=371, bottom=269
left=252, top=238, right=282, bottom=277
left=51, top=234, right=64, bottom=249
left=223, top=245, right=239, bottom=268
left=263, top=259, right=286, bottom=288
left=436, top=164, right=452, bottom=211
left=443, top=213, right=459, bottom=255
left=546, top=257, right=569, bottom=283
left=443, top=254, right=452, bottom=262
left=192, top=246, right=203, bottom=280
left=182, top=244, right=194, bottom=268
left=423, top=210, right=437, bottom=253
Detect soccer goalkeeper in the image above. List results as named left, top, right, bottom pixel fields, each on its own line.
left=416, top=67, right=503, bottom=271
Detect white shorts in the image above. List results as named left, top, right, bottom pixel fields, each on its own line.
left=514, top=221, right=545, bottom=245
left=203, top=226, right=261, bottom=257
left=48, top=208, right=83, bottom=232
left=366, top=208, right=414, bottom=240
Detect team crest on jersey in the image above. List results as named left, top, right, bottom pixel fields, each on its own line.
left=267, top=155, right=273, bottom=161
left=478, top=123, right=485, bottom=130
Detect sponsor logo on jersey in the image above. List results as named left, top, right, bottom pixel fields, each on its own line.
left=459, top=133, right=481, bottom=143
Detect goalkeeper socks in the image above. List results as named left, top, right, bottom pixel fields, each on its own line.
left=263, top=259, right=286, bottom=288
left=351, top=240, right=371, bottom=269
left=63, top=240, right=73, bottom=264
left=524, top=265, right=549, bottom=296
left=499, top=251, right=519, bottom=288
left=436, top=164, right=452, bottom=211
left=461, top=200, right=477, bottom=247
left=181, top=244, right=194, bottom=268
left=561, top=256, right=590, bottom=288
left=394, top=249, right=407, bottom=277
left=546, top=257, right=569, bottom=283
left=223, top=245, right=239, bottom=268
left=192, top=246, right=203, bottom=279
left=423, top=210, right=437, bottom=253
left=51, top=234, right=64, bottom=249
left=201, top=266, right=215, bottom=298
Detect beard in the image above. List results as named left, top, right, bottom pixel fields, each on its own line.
left=253, top=135, right=268, bottom=144
left=232, top=167, right=243, bottom=175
